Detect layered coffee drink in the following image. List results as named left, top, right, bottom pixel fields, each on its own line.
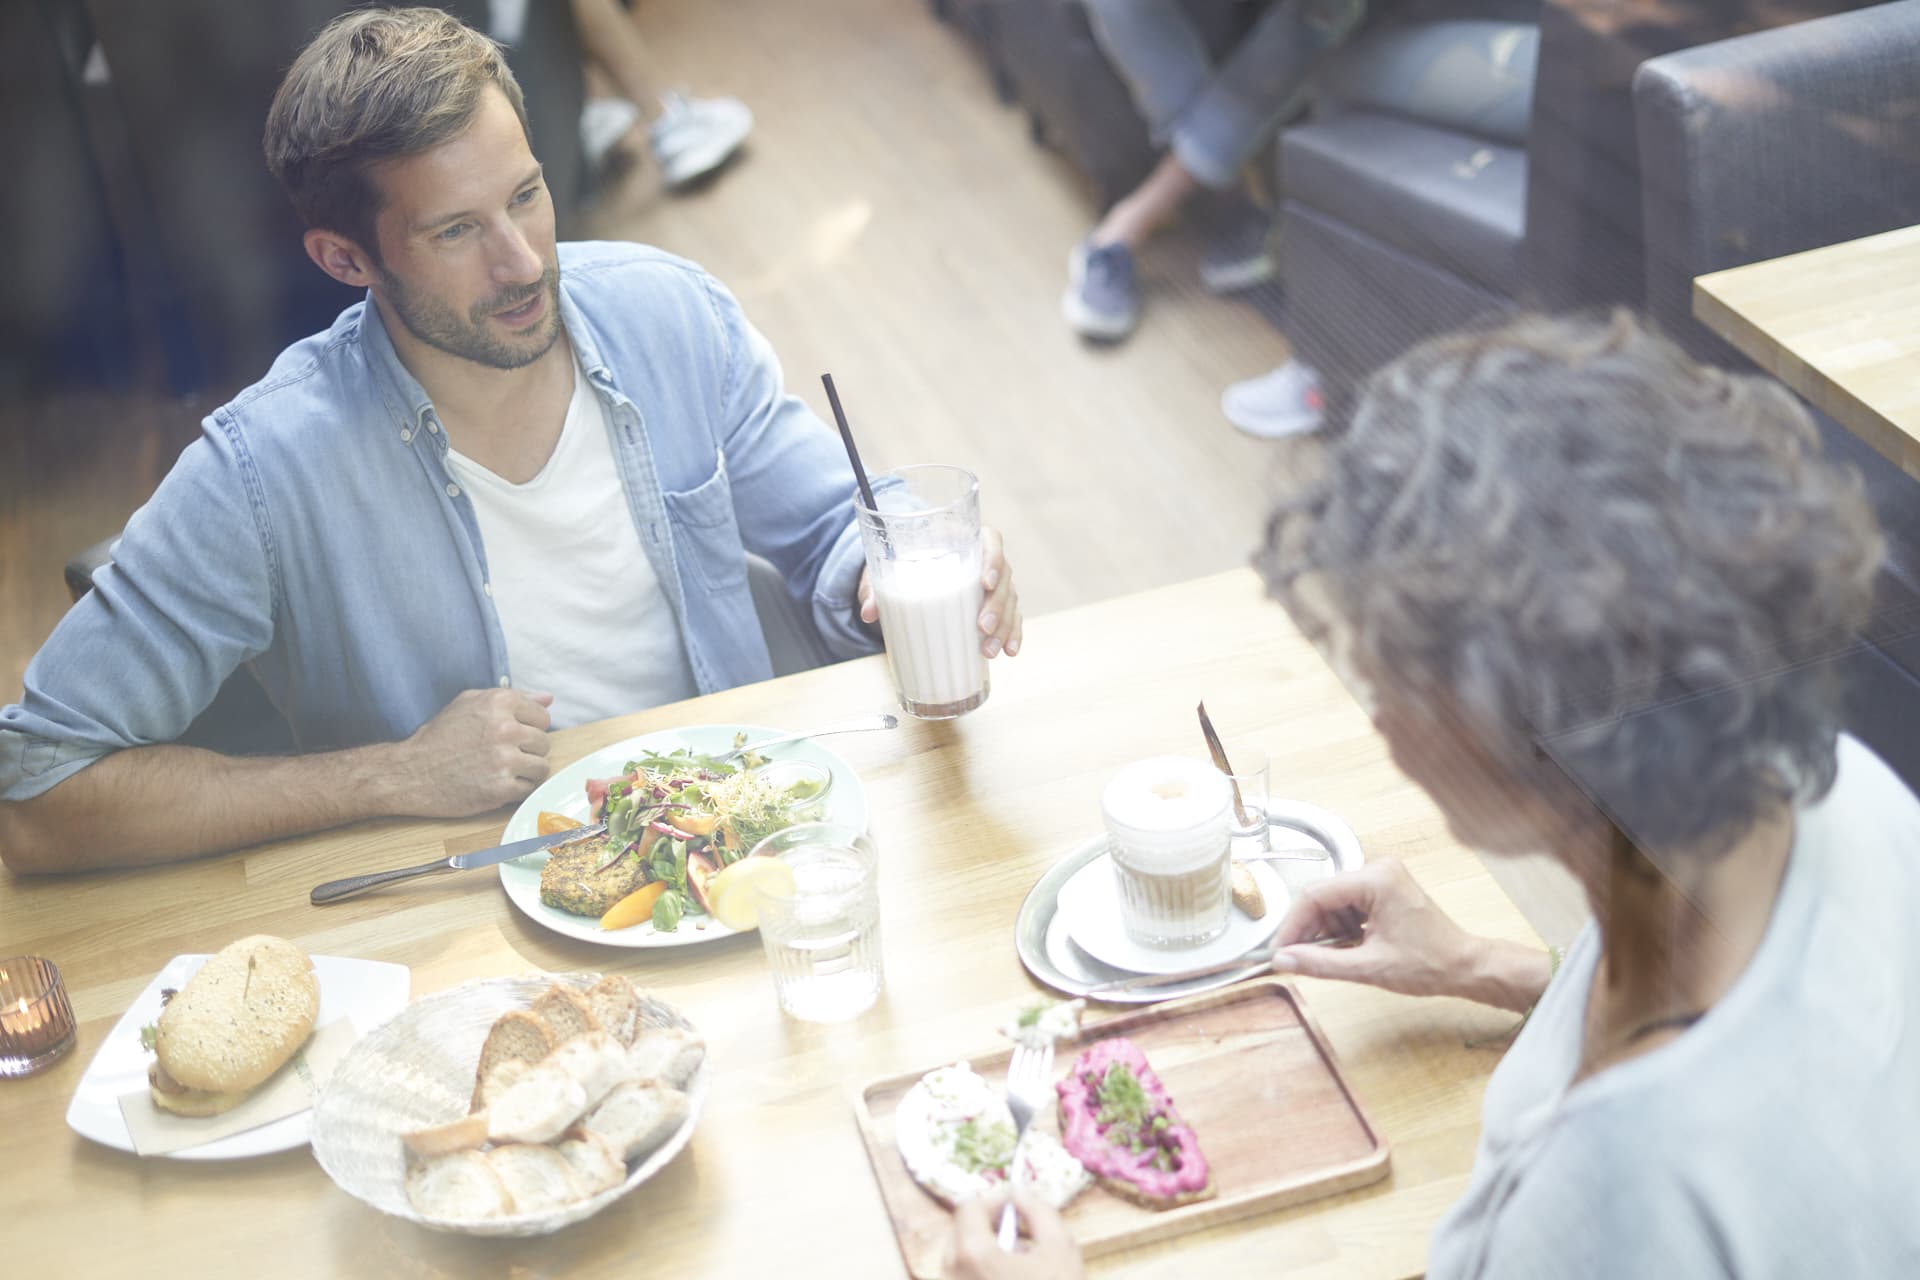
left=1100, top=756, right=1233, bottom=949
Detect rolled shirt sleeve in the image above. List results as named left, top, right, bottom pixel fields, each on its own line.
left=699, top=273, right=881, bottom=660
left=0, top=412, right=277, bottom=802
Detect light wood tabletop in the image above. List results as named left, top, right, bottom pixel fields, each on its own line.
left=1694, top=222, right=1920, bottom=481
left=0, top=569, right=1543, bottom=1279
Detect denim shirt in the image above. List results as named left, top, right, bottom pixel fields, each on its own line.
left=0, top=242, right=877, bottom=802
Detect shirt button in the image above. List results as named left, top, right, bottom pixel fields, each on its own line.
left=427, top=420, right=441, bottom=434
left=498, top=676, right=511, bottom=688
left=400, top=429, right=413, bottom=443
left=446, top=482, right=460, bottom=498
left=483, top=582, right=494, bottom=597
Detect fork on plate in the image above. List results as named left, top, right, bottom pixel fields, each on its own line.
left=996, top=1040, right=1057, bottom=1251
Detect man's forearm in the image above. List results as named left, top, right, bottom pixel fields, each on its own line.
left=1459, top=938, right=1556, bottom=1014
left=0, top=741, right=408, bottom=874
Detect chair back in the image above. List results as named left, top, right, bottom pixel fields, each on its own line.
left=1635, top=0, right=1920, bottom=363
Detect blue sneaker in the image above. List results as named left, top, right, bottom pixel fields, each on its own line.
left=1198, top=196, right=1278, bottom=295
left=1062, top=240, right=1140, bottom=341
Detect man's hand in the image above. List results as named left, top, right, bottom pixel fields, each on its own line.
left=858, top=526, right=1024, bottom=658
left=1272, top=860, right=1551, bottom=1012
left=0, top=686, right=558, bottom=873
left=383, top=687, right=555, bottom=817
left=948, top=1192, right=1084, bottom=1280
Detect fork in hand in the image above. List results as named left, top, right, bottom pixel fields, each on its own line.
left=996, top=1040, right=1057, bottom=1252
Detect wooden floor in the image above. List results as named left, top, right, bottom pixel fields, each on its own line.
left=580, top=0, right=1297, bottom=616
left=0, top=0, right=1583, bottom=945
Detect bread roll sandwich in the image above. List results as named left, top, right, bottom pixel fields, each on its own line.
left=146, top=935, right=320, bottom=1117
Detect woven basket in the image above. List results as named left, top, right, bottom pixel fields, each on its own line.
left=310, top=972, right=706, bottom=1237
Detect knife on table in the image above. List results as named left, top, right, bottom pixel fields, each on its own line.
left=310, top=823, right=608, bottom=905
left=1083, top=932, right=1362, bottom=998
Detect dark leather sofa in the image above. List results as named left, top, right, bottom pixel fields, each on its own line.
left=1634, top=0, right=1920, bottom=784
left=1276, top=0, right=1875, bottom=400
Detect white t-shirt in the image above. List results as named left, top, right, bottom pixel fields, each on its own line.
left=444, top=363, right=698, bottom=729
left=1426, top=734, right=1920, bottom=1278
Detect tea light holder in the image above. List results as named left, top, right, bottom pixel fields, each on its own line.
left=0, top=956, right=77, bottom=1077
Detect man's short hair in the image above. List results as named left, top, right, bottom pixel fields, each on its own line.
left=263, top=6, right=531, bottom=260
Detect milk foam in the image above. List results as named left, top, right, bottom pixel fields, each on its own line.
left=1101, top=756, right=1233, bottom=870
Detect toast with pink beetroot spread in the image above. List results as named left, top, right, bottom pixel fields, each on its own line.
left=1055, top=1038, right=1214, bottom=1209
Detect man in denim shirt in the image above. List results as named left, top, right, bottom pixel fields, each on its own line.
left=0, top=9, right=1021, bottom=873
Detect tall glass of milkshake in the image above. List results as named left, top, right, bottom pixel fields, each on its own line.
left=856, top=465, right=990, bottom=719
left=1101, top=756, right=1234, bottom=949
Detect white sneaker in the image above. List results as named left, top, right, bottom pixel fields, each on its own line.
left=1221, top=361, right=1326, bottom=439
left=649, top=92, right=753, bottom=189
left=581, top=97, right=642, bottom=170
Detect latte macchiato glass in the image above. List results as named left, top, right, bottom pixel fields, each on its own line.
left=1100, top=756, right=1235, bottom=949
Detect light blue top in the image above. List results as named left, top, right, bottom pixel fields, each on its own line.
left=1427, top=734, right=1920, bottom=1278
left=0, top=242, right=878, bottom=800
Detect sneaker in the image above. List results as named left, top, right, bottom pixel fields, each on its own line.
left=581, top=97, right=642, bottom=171
left=649, top=91, right=753, bottom=189
left=1221, top=361, right=1325, bottom=439
left=1198, top=196, right=1278, bottom=295
left=1062, top=240, right=1140, bottom=341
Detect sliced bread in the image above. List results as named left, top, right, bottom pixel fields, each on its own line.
left=556, top=1127, right=628, bottom=1195
left=532, top=985, right=600, bottom=1045
left=405, top=1150, right=515, bottom=1220
left=581, top=1080, right=689, bottom=1163
left=545, top=1031, right=631, bottom=1111
left=585, top=975, right=643, bottom=1046
left=487, top=1061, right=590, bottom=1145
left=1055, top=1038, right=1215, bottom=1210
left=475, top=1056, right=532, bottom=1112
left=401, top=1111, right=491, bottom=1160
left=626, top=1027, right=706, bottom=1090
left=486, top=1143, right=585, bottom=1215
left=469, top=1009, right=556, bottom=1113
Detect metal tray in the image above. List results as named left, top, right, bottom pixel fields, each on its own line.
left=1014, top=802, right=1365, bottom=1004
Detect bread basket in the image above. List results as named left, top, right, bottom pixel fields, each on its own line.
left=309, top=972, right=706, bottom=1237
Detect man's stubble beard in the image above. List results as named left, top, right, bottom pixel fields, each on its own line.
left=378, top=262, right=563, bottom=371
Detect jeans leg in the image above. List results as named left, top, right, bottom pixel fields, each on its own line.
left=1171, top=0, right=1368, bottom=189
left=1083, top=0, right=1216, bottom=149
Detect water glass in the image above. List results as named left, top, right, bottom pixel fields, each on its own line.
left=855, top=464, right=990, bottom=720
left=1220, top=745, right=1271, bottom=856
left=751, top=823, right=883, bottom=1022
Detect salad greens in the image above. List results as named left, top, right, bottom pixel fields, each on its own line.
left=1095, top=1062, right=1173, bottom=1167
left=591, top=741, right=822, bottom=932
left=949, top=1116, right=1018, bottom=1175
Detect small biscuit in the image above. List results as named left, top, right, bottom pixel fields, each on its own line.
left=1231, top=863, right=1266, bottom=919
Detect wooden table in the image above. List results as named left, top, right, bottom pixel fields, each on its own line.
left=0, top=569, right=1542, bottom=1278
left=1695, top=222, right=1920, bottom=481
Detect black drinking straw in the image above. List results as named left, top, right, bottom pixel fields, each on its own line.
left=822, top=373, right=891, bottom=556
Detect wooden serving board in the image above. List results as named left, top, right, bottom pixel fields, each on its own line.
left=852, top=978, right=1391, bottom=1278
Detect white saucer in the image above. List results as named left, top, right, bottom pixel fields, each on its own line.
left=1053, top=852, right=1287, bottom=976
